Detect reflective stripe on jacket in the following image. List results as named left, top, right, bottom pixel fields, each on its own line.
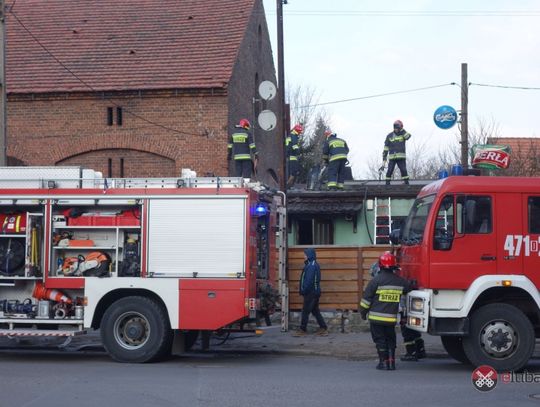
left=360, top=270, right=409, bottom=326
left=285, top=131, right=300, bottom=161
left=322, top=135, right=349, bottom=162
left=228, top=129, right=257, bottom=161
left=382, top=129, right=411, bottom=161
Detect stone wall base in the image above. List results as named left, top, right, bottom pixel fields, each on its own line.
left=288, top=311, right=370, bottom=333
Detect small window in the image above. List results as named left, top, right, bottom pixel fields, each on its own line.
left=107, top=158, right=112, bottom=178
left=254, top=73, right=261, bottom=116
left=296, top=217, right=334, bottom=245
left=116, top=107, right=123, bottom=126
left=528, top=197, right=540, bottom=234
left=107, top=107, right=114, bottom=126
left=258, top=25, right=262, bottom=51
left=457, top=195, right=492, bottom=234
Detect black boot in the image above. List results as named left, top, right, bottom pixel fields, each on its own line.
left=376, top=349, right=388, bottom=370
left=416, top=338, right=426, bottom=359
left=403, top=179, right=409, bottom=185
left=388, top=348, right=396, bottom=370
left=400, top=344, right=418, bottom=361
left=385, top=180, right=390, bottom=186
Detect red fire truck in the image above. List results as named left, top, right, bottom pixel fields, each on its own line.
left=396, top=176, right=540, bottom=371
left=0, top=168, right=285, bottom=362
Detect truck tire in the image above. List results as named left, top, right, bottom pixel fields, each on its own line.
left=100, top=296, right=171, bottom=363
left=441, top=336, right=470, bottom=365
left=462, top=303, right=535, bottom=372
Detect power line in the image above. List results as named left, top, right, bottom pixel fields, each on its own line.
left=470, top=82, right=540, bottom=90
left=264, top=10, right=540, bottom=17
left=298, top=84, right=454, bottom=108
left=8, top=9, right=205, bottom=139
left=8, top=0, right=17, bottom=13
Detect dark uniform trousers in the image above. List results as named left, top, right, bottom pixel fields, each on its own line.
left=327, top=159, right=347, bottom=189
left=235, top=160, right=253, bottom=178
left=386, top=158, right=408, bottom=180
left=288, top=159, right=300, bottom=177
left=370, top=323, right=397, bottom=352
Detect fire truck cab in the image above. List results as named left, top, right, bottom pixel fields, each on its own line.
left=397, top=176, right=540, bottom=371
left=0, top=167, right=285, bottom=363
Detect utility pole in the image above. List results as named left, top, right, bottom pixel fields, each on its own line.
left=276, top=0, right=286, bottom=190
left=0, top=0, right=7, bottom=167
left=275, top=0, right=289, bottom=332
left=0, top=0, right=6, bottom=166
left=460, top=63, right=468, bottom=169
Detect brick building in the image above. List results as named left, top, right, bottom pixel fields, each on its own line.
left=6, top=0, right=281, bottom=184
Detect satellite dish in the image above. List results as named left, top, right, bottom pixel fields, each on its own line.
left=258, top=110, right=277, bottom=131
left=258, top=81, right=277, bottom=101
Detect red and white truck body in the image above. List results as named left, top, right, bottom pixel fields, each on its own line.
left=0, top=167, right=284, bottom=362
left=398, top=176, right=540, bottom=371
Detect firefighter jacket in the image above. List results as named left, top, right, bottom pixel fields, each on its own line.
left=299, top=248, right=321, bottom=296
left=227, top=127, right=257, bottom=161
left=285, top=131, right=300, bottom=161
left=322, top=134, right=349, bottom=163
left=382, top=129, right=411, bottom=161
left=360, top=269, right=409, bottom=325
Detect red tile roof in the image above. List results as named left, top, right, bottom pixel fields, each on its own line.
left=488, top=137, right=540, bottom=154
left=6, top=0, right=255, bottom=93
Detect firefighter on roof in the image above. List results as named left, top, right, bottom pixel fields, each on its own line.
left=322, top=130, right=349, bottom=190
left=227, top=119, right=258, bottom=179
left=360, top=251, right=409, bottom=370
left=285, top=123, right=303, bottom=189
left=380, top=120, right=411, bottom=185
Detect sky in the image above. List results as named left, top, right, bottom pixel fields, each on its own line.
left=262, top=0, right=540, bottom=178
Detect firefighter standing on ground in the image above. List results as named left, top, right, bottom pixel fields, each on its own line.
left=380, top=120, right=411, bottom=185
left=401, top=325, right=426, bottom=361
left=322, top=130, right=349, bottom=190
left=360, top=252, right=409, bottom=370
left=227, top=119, right=258, bottom=178
left=370, top=259, right=426, bottom=362
left=285, top=124, right=303, bottom=189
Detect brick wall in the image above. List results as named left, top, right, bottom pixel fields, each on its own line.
left=58, top=148, right=176, bottom=178
left=6, top=0, right=280, bottom=182
left=228, top=0, right=282, bottom=187
left=8, top=90, right=231, bottom=177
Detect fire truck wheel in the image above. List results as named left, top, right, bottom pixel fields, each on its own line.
left=462, top=303, right=535, bottom=372
left=441, top=336, right=470, bottom=365
left=100, top=296, right=171, bottom=363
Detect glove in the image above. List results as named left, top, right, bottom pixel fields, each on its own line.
left=378, top=161, right=386, bottom=172
left=227, top=153, right=232, bottom=161
left=345, top=160, right=350, bottom=166
left=360, top=309, right=367, bottom=320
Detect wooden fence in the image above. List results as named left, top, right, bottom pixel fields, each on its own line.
left=287, top=245, right=391, bottom=311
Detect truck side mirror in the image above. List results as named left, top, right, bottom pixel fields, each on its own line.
left=390, top=229, right=401, bottom=245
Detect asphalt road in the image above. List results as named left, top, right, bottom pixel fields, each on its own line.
left=0, top=348, right=539, bottom=407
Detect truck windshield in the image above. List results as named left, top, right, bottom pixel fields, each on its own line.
left=401, top=195, right=435, bottom=245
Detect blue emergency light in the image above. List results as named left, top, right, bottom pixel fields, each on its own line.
left=254, top=203, right=268, bottom=216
